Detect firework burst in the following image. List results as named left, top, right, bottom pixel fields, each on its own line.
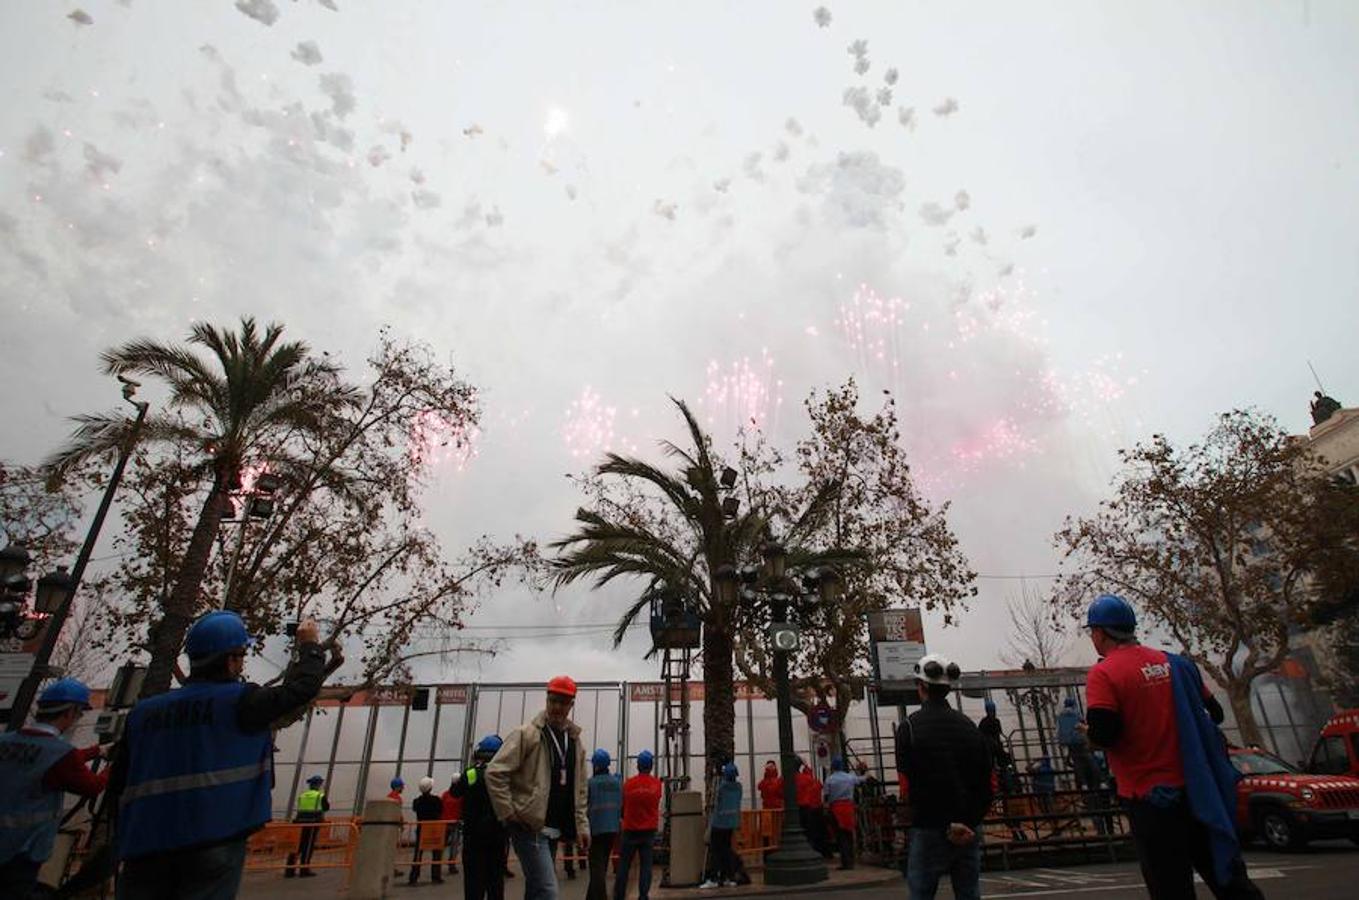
left=409, top=410, right=481, bottom=472
left=697, top=350, right=783, bottom=438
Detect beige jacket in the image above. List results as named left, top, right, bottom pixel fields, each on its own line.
left=485, top=711, right=590, bottom=838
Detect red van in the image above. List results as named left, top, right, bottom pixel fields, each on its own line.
left=1308, top=709, right=1359, bottom=779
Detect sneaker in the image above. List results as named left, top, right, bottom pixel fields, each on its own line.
left=698, top=879, right=720, bottom=889
left=722, top=880, right=739, bottom=887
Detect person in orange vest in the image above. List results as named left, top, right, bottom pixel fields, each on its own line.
left=794, top=759, right=829, bottom=857
left=756, top=760, right=783, bottom=809
left=441, top=773, right=464, bottom=876
left=614, top=750, right=662, bottom=900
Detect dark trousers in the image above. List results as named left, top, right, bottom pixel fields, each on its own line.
left=614, top=829, right=655, bottom=900
left=709, top=828, right=737, bottom=882
left=548, top=837, right=576, bottom=875
left=0, top=855, right=42, bottom=900
left=798, top=805, right=828, bottom=855
left=117, top=838, right=248, bottom=900
left=284, top=816, right=324, bottom=876
left=463, top=829, right=506, bottom=900
left=1126, top=795, right=1264, bottom=900
left=586, top=832, right=615, bottom=900
left=834, top=827, right=855, bottom=869
left=409, top=826, right=444, bottom=884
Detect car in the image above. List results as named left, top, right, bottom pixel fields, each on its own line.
left=1307, top=709, right=1359, bottom=779
left=1229, top=747, right=1359, bottom=850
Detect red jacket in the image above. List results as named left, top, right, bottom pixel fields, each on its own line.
left=621, top=773, right=663, bottom=832
left=441, top=790, right=463, bottom=820
left=757, top=772, right=784, bottom=809
left=795, top=769, right=822, bottom=808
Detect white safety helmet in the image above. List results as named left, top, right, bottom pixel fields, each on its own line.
left=913, top=653, right=961, bottom=686
left=418, top=776, right=435, bottom=794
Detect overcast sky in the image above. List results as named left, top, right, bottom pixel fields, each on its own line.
left=1, top=1, right=1355, bottom=685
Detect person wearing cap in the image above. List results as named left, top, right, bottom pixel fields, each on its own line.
left=409, top=776, right=445, bottom=885
left=699, top=762, right=742, bottom=889
left=0, top=677, right=107, bottom=896
left=113, top=611, right=330, bottom=899
left=441, top=773, right=464, bottom=877
left=455, top=734, right=508, bottom=900
left=756, top=759, right=783, bottom=810
left=486, top=674, right=590, bottom=900
left=893, top=653, right=992, bottom=900
left=614, top=750, right=661, bottom=900
left=1082, top=593, right=1262, bottom=899
left=822, top=757, right=871, bottom=870
left=284, top=774, right=329, bottom=878
left=585, top=749, right=620, bottom=900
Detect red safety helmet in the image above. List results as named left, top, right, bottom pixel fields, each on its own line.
left=547, top=675, right=578, bottom=698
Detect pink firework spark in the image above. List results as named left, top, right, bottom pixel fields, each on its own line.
left=563, top=387, right=636, bottom=460
left=409, top=410, right=481, bottom=472
left=835, top=284, right=911, bottom=393
left=697, top=350, right=783, bottom=437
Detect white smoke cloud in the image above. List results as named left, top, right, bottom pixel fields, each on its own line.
left=884, top=67, right=899, bottom=86
left=366, top=144, right=391, bottom=167
left=813, top=7, right=832, bottom=28
left=234, top=0, right=279, bottom=26
left=919, top=201, right=954, bottom=226
left=797, top=151, right=906, bottom=230
left=898, top=106, right=916, bottom=131
left=843, top=86, right=881, bottom=127
left=291, top=42, right=324, bottom=66
left=652, top=199, right=678, bottom=220
left=1018, top=224, right=1038, bottom=239
left=954, top=190, right=971, bottom=211
left=68, top=10, right=93, bottom=26
left=319, top=73, right=357, bottom=119
left=412, top=189, right=442, bottom=209
left=933, top=97, right=960, bottom=117
left=876, top=87, right=893, bottom=107
left=784, top=117, right=804, bottom=137
left=82, top=143, right=122, bottom=181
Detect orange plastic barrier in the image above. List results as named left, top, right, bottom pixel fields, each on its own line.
left=394, top=819, right=463, bottom=870
left=244, top=819, right=360, bottom=873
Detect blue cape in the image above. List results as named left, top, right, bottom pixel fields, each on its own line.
left=1168, top=652, right=1241, bottom=886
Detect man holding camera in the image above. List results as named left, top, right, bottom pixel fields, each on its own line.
left=113, top=610, right=333, bottom=899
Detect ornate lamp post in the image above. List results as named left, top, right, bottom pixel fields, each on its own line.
left=718, top=537, right=837, bottom=886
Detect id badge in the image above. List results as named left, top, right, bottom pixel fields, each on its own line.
left=560, top=768, right=567, bottom=786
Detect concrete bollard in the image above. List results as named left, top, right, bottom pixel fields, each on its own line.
left=667, top=790, right=705, bottom=887
left=350, top=799, right=404, bottom=899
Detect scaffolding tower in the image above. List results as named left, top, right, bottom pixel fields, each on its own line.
left=649, top=586, right=701, bottom=886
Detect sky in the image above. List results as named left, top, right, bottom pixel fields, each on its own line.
left=1, top=1, right=1356, bottom=686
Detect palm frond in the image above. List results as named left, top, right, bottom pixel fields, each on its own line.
left=612, top=592, right=655, bottom=649
left=42, top=413, right=204, bottom=480
left=596, top=454, right=701, bottom=522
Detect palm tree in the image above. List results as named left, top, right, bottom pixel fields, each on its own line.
left=45, top=317, right=356, bottom=697
left=553, top=398, right=847, bottom=776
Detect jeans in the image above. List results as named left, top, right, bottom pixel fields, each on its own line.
left=906, top=827, right=981, bottom=900
left=117, top=838, right=248, bottom=900
left=614, top=829, right=655, bottom=900
left=510, top=829, right=559, bottom=900
left=1126, top=793, right=1264, bottom=900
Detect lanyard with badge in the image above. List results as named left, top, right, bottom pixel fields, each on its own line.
left=547, top=726, right=568, bottom=786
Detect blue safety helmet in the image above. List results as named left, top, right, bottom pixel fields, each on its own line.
left=38, top=677, right=92, bottom=711
left=983, top=699, right=997, bottom=714
left=184, top=610, right=254, bottom=661
left=308, top=774, right=325, bottom=785
left=476, top=734, right=503, bottom=757
left=1086, top=593, right=1136, bottom=639
left=1063, top=696, right=1076, bottom=709
left=591, top=748, right=611, bottom=771
left=391, top=777, right=404, bottom=790
left=721, top=762, right=739, bottom=780
left=830, top=757, right=845, bottom=772
left=637, top=749, right=655, bottom=772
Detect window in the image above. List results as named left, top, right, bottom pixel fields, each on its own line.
left=1230, top=752, right=1295, bottom=776
left=1309, top=736, right=1350, bottom=776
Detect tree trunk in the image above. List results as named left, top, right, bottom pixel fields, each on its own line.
left=140, top=477, right=228, bottom=698
left=702, top=620, right=736, bottom=780
left=1226, top=680, right=1263, bottom=748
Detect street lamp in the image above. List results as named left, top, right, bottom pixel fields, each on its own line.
left=5, top=382, right=149, bottom=730
left=718, top=537, right=835, bottom=886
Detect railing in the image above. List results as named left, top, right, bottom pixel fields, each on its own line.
left=244, top=818, right=362, bottom=877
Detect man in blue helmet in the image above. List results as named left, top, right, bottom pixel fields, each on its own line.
left=0, top=677, right=107, bottom=896
left=700, top=762, right=742, bottom=889
left=112, top=611, right=331, bottom=899
left=454, top=734, right=507, bottom=900
left=1082, top=593, right=1263, bottom=900
left=585, top=749, right=620, bottom=900
left=615, top=750, right=661, bottom=900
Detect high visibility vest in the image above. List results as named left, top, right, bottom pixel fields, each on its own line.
left=118, top=681, right=272, bottom=860
left=297, top=789, right=326, bottom=813
left=0, top=730, right=71, bottom=864
left=587, top=773, right=622, bottom=835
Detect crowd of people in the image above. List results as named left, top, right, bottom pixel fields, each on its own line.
left=0, top=592, right=1276, bottom=900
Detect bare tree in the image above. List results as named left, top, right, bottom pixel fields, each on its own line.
left=1000, top=581, right=1073, bottom=669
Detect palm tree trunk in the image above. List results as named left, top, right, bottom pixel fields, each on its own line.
left=702, top=620, right=736, bottom=780
left=139, top=476, right=229, bottom=698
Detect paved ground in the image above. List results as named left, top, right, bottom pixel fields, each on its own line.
left=239, top=842, right=1359, bottom=898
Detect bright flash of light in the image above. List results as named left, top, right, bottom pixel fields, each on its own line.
left=697, top=350, right=783, bottom=438
left=409, top=410, right=481, bottom=472
left=562, top=387, right=635, bottom=460
left=543, top=106, right=570, bottom=139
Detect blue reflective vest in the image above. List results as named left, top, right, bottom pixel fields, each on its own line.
left=118, top=681, right=272, bottom=860
left=0, top=730, right=72, bottom=864
left=587, top=773, right=622, bottom=835
left=712, top=780, right=742, bottom=830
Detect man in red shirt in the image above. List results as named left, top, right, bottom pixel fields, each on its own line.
left=441, top=774, right=463, bottom=876
left=614, top=750, right=662, bottom=900
left=0, top=678, right=107, bottom=896
left=756, top=760, right=783, bottom=809
left=794, top=759, right=829, bottom=857
left=1083, top=594, right=1262, bottom=900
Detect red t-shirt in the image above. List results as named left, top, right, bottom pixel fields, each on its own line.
left=621, top=773, right=663, bottom=831
left=441, top=790, right=463, bottom=820
left=795, top=769, right=822, bottom=808
left=758, top=772, right=784, bottom=809
left=1086, top=644, right=1206, bottom=799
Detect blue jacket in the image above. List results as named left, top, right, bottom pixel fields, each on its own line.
left=712, top=780, right=742, bottom=830
left=587, top=773, right=622, bottom=835
left=118, top=681, right=273, bottom=860
left=1056, top=709, right=1083, bottom=747
left=0, top=729, right=72, bottom=864
left=1168, top=653, right=1241, bottom=886
left=823, top=771, right=862, bottom=805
